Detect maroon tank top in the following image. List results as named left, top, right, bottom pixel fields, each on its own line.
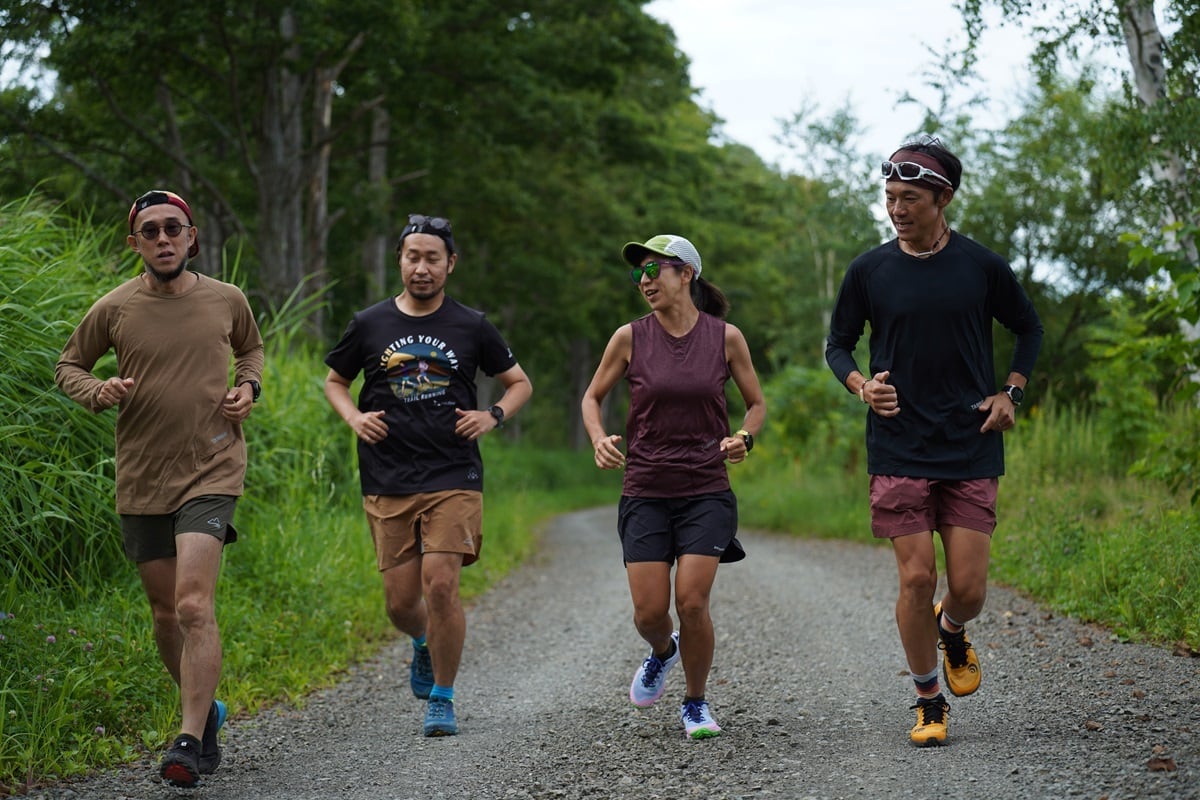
left=622, top=312, right=732, bottom=497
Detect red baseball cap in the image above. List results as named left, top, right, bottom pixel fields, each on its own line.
left=128, top=190, right=200, bottom=259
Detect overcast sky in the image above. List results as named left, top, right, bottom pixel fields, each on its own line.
left=644, top=0, right=1038, bottom=170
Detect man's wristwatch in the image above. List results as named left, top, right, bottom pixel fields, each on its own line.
left=736, top=429, right=754, bottom=452
left=488, top=404, right=505, bottom=428
left=1002, top=384, right=1024, bottom=406
left=241, top=379, right=261, bottom=402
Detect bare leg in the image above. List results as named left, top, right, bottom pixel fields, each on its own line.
left=938, top=525, right=991, bottom=624
left=625, top=561, right=674, bottom=654
left=890, top=532, right=939, bottom=677
left=421, top=552, right=465, bottom=687
left=674, top=554, right=720, bottom=698
left=171, top=532, right=224, bottom=739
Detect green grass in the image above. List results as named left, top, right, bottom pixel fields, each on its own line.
left=4, top=194, right=1199, bottom=793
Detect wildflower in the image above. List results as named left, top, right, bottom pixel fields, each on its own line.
left=46, top=635, right=57, bottom=644
left=0, top=633, right=5, bottom=642
left=7, top=710, right=14, bottom=718
left=68, top=628, right=78, bottom=636
left=94, top=725, right=105, bottom=736
left=84, top=642, right=94, bottom=652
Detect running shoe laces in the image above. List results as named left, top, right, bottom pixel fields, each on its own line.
left=629, top=632, right=681, bottom=707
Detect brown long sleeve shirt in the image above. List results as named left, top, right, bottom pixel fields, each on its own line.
left=56, top=273, right=265, bottom=515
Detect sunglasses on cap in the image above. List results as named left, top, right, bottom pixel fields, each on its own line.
left=401, top=214, right=452, bottom=237
left=135, top=222, right=193, bottom=240
left=629, top=260, right=684, bottom=284
left=881, top=160, right=953, bottom=187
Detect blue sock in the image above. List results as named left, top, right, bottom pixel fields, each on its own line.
left=912, top=668, right=940, bottom=699
left=413, top=635, right=427, bottom=649
left=430, top=684, right=454, bottom=702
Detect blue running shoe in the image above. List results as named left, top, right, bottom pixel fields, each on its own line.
left=629, top=631, right=681, bottom=707
left=199, top=699, right=227, bottom=774
left=410, top=643, right=434, bottom=699
left=423, top=697, right=458, bottom=737
left=410, top=642, right=434, bottom=695
left=681, top=699, right=722, bottom=739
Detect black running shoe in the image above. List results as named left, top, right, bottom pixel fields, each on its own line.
left=160, top=733, right=202, bottom=787
left=199, top=699, right=227, bottom=774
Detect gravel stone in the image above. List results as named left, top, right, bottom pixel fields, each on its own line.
left=24, top=507, right=1200, bottom=799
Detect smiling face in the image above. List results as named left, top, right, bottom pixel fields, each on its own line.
left=127, top=204, right=195, bottom=283
left=885, top=181, right=948, bottom=252
left=636, top=256, right=693, bottom=310
left=398, top=232, right=456, bottom=302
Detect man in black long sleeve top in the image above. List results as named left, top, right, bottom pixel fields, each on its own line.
left=826, top=134, right=1043, bottom=747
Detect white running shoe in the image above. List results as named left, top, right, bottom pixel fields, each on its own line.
left=681, top=699, right=722, bottom=739
left=629, top=631, right=681, bottom=707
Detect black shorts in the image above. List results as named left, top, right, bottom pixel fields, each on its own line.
left=617, top=490, right=745, bottom=565
left=119, top=495, right=239, bottom=563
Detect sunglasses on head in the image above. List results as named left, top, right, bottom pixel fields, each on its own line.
left=629, top=259, right=684, bottom=284
left=881, top=160, right=953, bottom=187
left=135, top=222, right=192, bottom=240
left=402, top=214, right=452, bottom=237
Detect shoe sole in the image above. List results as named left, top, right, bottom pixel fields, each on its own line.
left=424, top=726, right=458, bottom=737
left=687, top=728, right=722, bottom=739
left=911, top=735, right=945, bottom=747
left=944, top=670, right=981, bottom=697
left=161, top=762, right=200, bottom=787
left=934, top=603, right=981, bottom=697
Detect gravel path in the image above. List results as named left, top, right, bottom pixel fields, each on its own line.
left=26, top=507, right=1200, bottom=800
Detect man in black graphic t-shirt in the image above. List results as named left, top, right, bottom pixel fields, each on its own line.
left=324, top=214, right=532, bottom=738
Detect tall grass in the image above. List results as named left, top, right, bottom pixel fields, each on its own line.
left=735, top=399, right=1200, bottom=649
left=0, top=196, right=621, bottom=793
left=5, top=196, right=1197, bottom=792
left=0, top=196, right=129, bottom=588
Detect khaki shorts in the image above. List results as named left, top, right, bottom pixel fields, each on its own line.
left=363, top=490, right=482, bottom=571
left=120, top=495, right=239, bottom=563
left=869, top=476, right=998, bottom=539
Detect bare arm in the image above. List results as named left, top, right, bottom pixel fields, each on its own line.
left=453, top=362, right=534, bottom=441
left=581, top=325, right=632, bottom=470
left=324, top=369, right=389, bottom=444
left=723, top=323, right=765, bottom=463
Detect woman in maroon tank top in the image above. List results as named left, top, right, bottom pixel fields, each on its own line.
left=581, top=234, right=766, bottom=740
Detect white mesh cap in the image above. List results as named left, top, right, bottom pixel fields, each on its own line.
left=621, top=234, right=702, bottom=278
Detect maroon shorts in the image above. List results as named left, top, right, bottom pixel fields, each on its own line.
left=868, top=476, right=998, bottom=539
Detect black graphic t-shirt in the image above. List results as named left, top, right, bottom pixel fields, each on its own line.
left=325, top=296, right=518, bottom=495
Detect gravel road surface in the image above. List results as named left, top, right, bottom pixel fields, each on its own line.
left=26, top=507, right=1200, bottom=799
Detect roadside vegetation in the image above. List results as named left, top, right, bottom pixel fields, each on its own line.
left=4, top=198, right=1197, bottom=793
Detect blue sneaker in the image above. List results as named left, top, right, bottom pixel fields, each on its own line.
left=629, top=631, right=681, bottom=707
left=423, top=697, right=458, bottom=737
left=681, top=699, right=722, bottom=739
left=410, top=644, right=434, bottom=699
left=199, top=699, right=227, bottom=774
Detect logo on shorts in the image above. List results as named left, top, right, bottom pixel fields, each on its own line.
left=207, top=517, right=223, bottom=529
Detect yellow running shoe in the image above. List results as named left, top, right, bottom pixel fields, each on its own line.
left=934, top=602, right=981, bottom=697
left=910, top=694, right=950, bottom=746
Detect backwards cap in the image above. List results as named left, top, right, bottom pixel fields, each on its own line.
left=128, top=190, right=199, bottom=258
left=621, top=234, right=702, bottom=278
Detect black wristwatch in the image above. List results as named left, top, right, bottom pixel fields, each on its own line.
left=736, top=429, right=754, bottom=452
left=241, top=379, right=261, bottom=402
left=1002, top=384, right=1024, bottom=406
left=488, top=404, right=505, bottom=428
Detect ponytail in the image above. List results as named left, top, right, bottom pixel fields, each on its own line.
left=691, top=277, right=730, bottom=319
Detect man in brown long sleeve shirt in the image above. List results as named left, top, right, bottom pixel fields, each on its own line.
left=55, top=190, right=264, bottom=787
